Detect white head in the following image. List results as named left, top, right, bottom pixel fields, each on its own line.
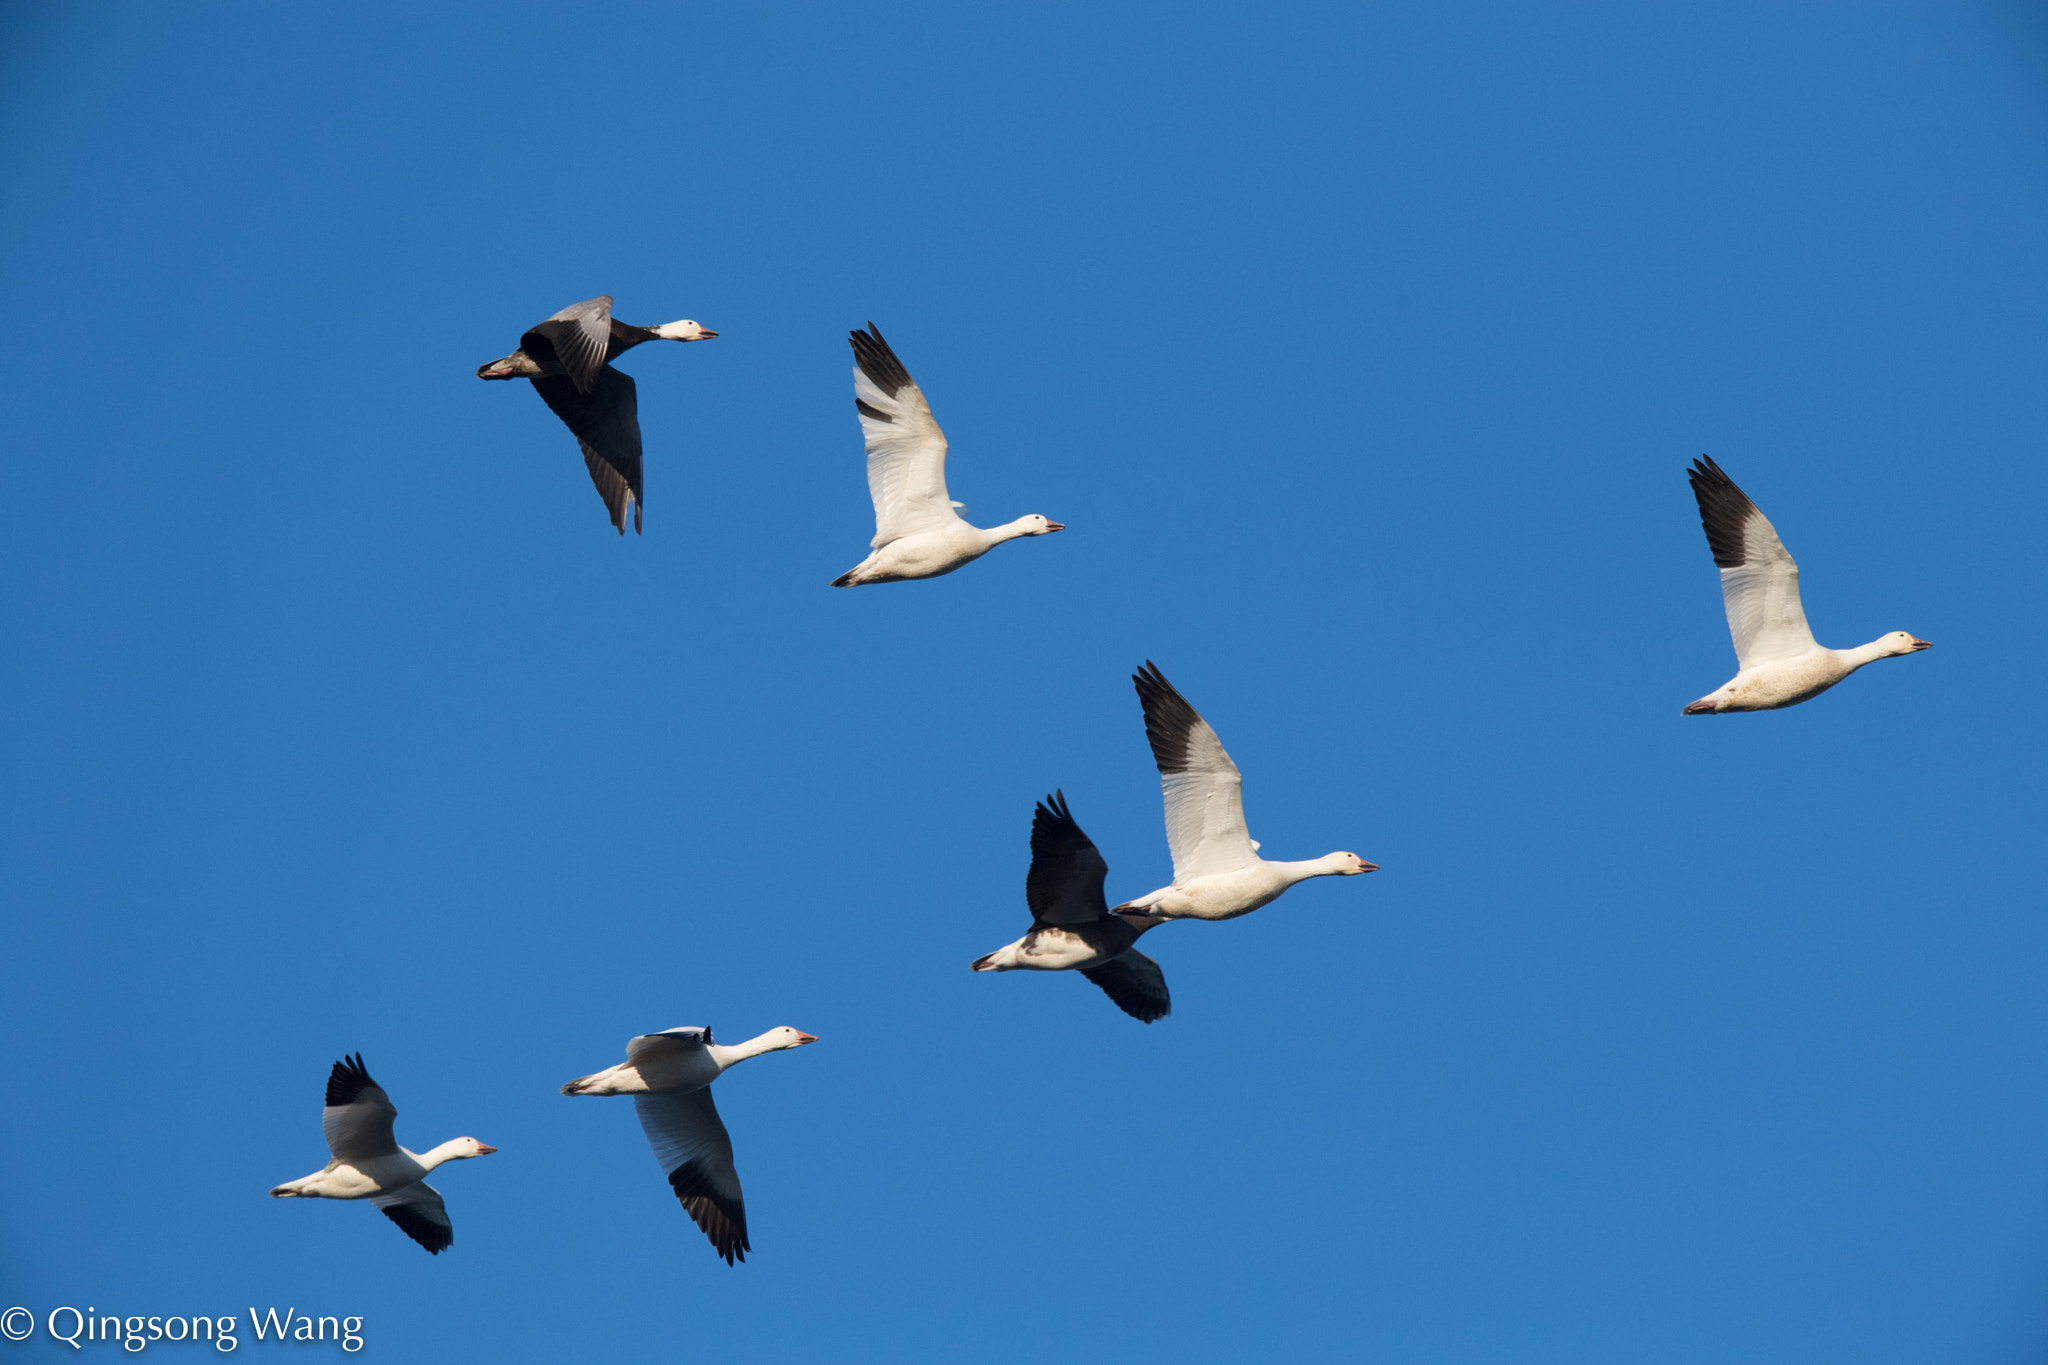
left=1325, top=852, right=1379, bottom=876
left=448, top=1137, right=497, bottom=1159
left=1883, top=631, right=1933, bottom=656
left=1013, top=514, right=1065, bottom=536
left=766, top=1026, right=819, bottom=1050
left=651, top=319, right=717, bottom=342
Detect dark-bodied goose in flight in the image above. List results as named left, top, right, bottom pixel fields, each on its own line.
left=971, top=790, right=1172, bottom=1023
left=1682, top=455, right=1930, bottom=713
left=269, top=1054, right=496, bottom=1255
left=477, top=295, right=716, bottom=534
left=1113, top=663, right=1377, bottom=922
left=831, top=324, right=1063, bottom=586
left=561, top=1024, right=816, bottom=1265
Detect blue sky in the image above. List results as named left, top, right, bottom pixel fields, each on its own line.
left=3, top=3, right=2047, bottom=1361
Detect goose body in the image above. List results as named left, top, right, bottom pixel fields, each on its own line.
left=971, top=790, right=1172, bottom=1023
left=831, top=324, right=1063, bottom=586
left=268, top=1054, right=496, bottom=1255
left=1682, top=456, right=1930, bottom=714
left=477, top=295, right=716, bottom=535
left=1113, top=663, right=1377, bottom=922
left=562, top=1024, right=816, bottom=1265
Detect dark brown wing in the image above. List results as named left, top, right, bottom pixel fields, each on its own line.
left=532, top=366, right=643, bottom=535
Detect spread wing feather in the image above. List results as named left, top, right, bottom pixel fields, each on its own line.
left=1688, top=456, right=1817, bottom=667
left=371, top=1182, right=453, bottom=1255
left=1079, top=949, right=1172, bottom=1023
left=849, top=324, right=959, bottom=547
left=635, top=1088, right=749, bottom=1265
left=534, top=366, right=643, bottom=535
left=1133, top=662, right=1260, bottom=882
left=521, top=296, right=614, bottom=395
left=1025, top=791, right=1111, bottom=927
left=321, top=1054, right=399, bottom=1163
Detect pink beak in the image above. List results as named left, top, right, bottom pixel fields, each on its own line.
left=1044, top=521, right=1066, bottom=532
left=1910, top=638, right=1933, bottom=651
left=796, top=1032, right=819, bottom=1044
left=1359, top=861, right=1381, bottom=873
left=697, top=329, right=719, bottom=339
left=476, top=1143, right=498, bottom=1155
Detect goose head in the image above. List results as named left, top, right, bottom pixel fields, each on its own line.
left=1326, top=852, right=1379, bottom=876
left=650, top=319, right=718, bottom=342
left=1016, top=514, right=1066, bottom=536
left=1884, top=631, right=1933, bottom=656
left=766, top=1026, right=818, bottom=1050
left=449, top=1137, right=498, bottom=1159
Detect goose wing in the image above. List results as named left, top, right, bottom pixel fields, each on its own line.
left=533, top=366, right=643, bottom=535
left=1133, top=662, right=1260, bottom=882
left=321, top=1053, right=399, bottom=1163
left=635, top=1087, right=749, bottom=1265
left=370, top=1182, right=453, bottom=1255
left=1688, top=456, right=1817, bottom=668
left=521, top=296, right=614, bottom=395
left=849, top=324, right=960, bottom=548
left=625, top=1026, right=712, bottom=1061
left=1079, top=948, right=1171, bottom=1023
left=1025, top=790, right=1111, bottom=927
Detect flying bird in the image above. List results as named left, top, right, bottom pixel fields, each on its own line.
left=1682, top=455, right=1930, bottom=714
left=1113, top=662, right=1377, bottom=922
left=477, top=295, right=716, bottom=534
left=268, top=1054, right=496, bottom=1255
left=561, top=1024, right=816, bottom=1265
left=831, top=323, right=1063, bottom=586
left=971, top=790, right=1172, bottom=1023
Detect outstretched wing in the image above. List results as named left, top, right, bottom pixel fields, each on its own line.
left=1688, top=456, right=1818, bottom=668
left=635, top=1087, right=749, bottom=1265
left=625, top=1026, right=713, bottom=1061
left=1132, top=662, right=1260, bottom=882
left=1079, top=949, right=1171, bottom=1023
left=521, top=296, right=615, bottom=395
left=849, top=324, right=960, bottom=547
left=1025, top=790, right=1111, bottom=927
left=371, top=1182, right=453, bottom=1255
left=534, top=366, right=643, bottom=535
left=321, top=1053, right=399, bottom=1163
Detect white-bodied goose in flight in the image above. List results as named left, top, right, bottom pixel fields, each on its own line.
left=1683, top=456, right=1930, bottom=714
left=561, top=1024, right=816, bottom=1265
left=972, top=790, right=1172, bottom=1023
left=477, top=295, right=716, bottom=535
left=831, top=324, right=1063, bottom=586
left=269, top=1054, right=496, bottom=1255
left=1113, top=663, right=1377, bottom=922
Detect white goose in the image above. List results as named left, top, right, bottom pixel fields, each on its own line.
left=1683, top=456, right=1930, bottom=714
left=831, top=324, right=1063, bottom=586
left=972, top=790, right=1172, bottom=1023
left=269, top=1054, right=496, bottom=1255
left=562, top=1024, right=816, bottom=1265
left=1113, top=662, right=1377, bottom=921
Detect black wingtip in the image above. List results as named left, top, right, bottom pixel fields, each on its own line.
left=1131, top=662, right=1203, bottom=775
left=380, top=1201, right=452, bottom=1255
left=325, top=1053, right=377, bottom=1108
left=848, top=324, right=914, bottom=398
left=1686, top=453, right=1758, bottom=569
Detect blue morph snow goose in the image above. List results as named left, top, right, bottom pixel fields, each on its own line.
left=972, top=790, right=1172, bottom=1023
left=477, top=295, right=716, bottom=534
left=268, top=1054, right=496, bottom=1255
left=831, top=324, right=1063, bottom=586
left=1682, top=456, right=1930, bottom=714
left=561, top=1024, right=816, bottom=1265
left=1112, top=663, right=1377, bottom=922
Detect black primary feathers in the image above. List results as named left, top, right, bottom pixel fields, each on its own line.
left=1025, top=790, right=1109, bottom=926
left=1687, top=455, right=1758, bottom=569
left=1132, top=661, right=1205, bottom=775
left=325, top=1053, right=379, bottom=1108
left=534, top=367, right=643, bottom=535
left=1079, top=955, right=1172, bottom=1025
left=669, top=1162, right=749, bottom=1265
left=380, top=1202, right=452, bottom=1255
left=849, top=323, right=914, bottom=408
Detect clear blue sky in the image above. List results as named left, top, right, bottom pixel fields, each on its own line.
left=4, top=4, right=2047, bottom=1361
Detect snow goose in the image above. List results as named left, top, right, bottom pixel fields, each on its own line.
left=477, top=295, right=717, bottom=535
left=561, top=1024, right=816, bottom=1265
left=972, top=790, right=1172, bottom=1023
left=1682, top=456, right=1930, bottom=714
left=268, top=1054, right=495, bottom=1255
left=1112, top=662, right=1377, bottom=921
left=830, top=324, right=1063, bottom=586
